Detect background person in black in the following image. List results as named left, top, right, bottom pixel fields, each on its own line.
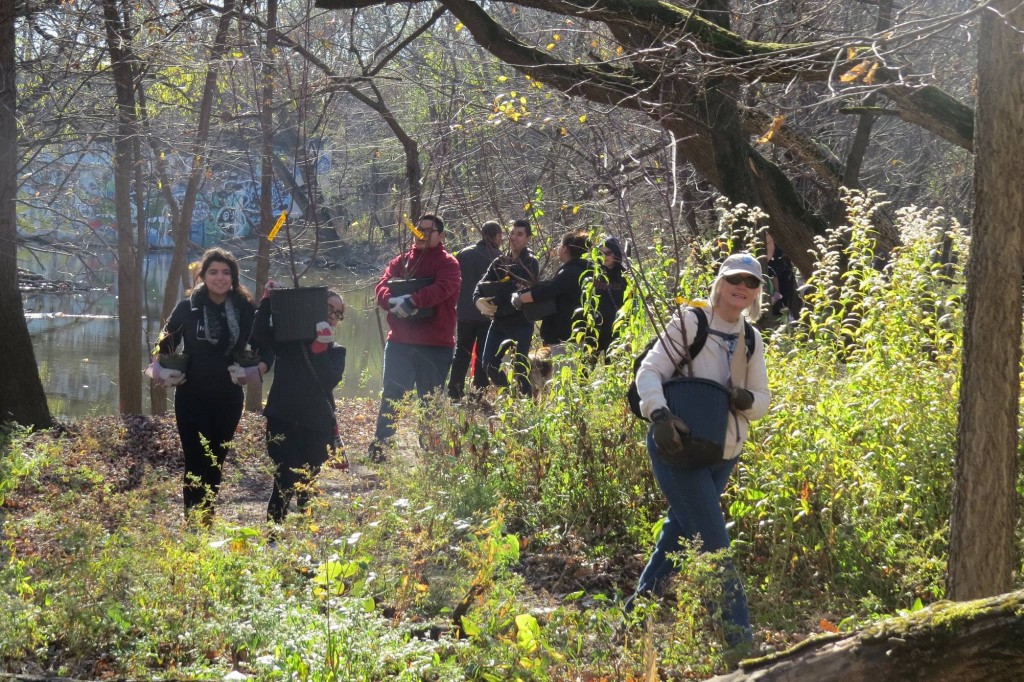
left=515, top=229, right=592, bottom=346
left=593, top=236, right=628, bottom=354
left=448, top=220, right=503, bottom=399
left=254, top=288, right=347, bottom=523
left=474, top=219, right=540, bottom=395
left=154, top=248, right=268, bottom=525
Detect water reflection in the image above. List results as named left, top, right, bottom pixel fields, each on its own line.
left=20, top=248, right=386, bottom=419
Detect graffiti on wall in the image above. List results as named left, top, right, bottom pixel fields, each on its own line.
left=18, top=146, right=329, bottom=248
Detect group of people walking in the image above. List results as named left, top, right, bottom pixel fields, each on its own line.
left=150, top=219, right=773, bottom=656
left=149, top=247, right=347, bottom=526
left=367, top=214, right=628, bottom=459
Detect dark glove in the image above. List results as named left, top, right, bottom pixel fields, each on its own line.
left=651, top=407, right=690, bottom=458
left=730, top=387, right=754, bottom=411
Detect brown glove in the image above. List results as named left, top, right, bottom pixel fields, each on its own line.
left=651, top=407, right=690, bottom=458
left=730, top=387, right=754, bottom=411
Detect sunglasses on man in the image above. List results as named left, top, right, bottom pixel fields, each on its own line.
left=724, top=273, right=763, bottom=289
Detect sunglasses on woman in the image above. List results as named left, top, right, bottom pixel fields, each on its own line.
left=724, top=273, right=763, bottom=289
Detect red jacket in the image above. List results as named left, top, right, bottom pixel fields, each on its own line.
left=375, top=245, right=461, bottom=347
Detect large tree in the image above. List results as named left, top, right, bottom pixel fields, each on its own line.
left=316, top=0, right=977, bottom=274
left=947, top=0, right=1023, bottom=600
left=0, top=0, right=51, bottom=428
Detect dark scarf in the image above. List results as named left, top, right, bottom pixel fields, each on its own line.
left=190, top=284, right=241, bottom=356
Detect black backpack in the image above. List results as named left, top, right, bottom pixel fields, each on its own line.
left=626, top=306, right=755, bottom=420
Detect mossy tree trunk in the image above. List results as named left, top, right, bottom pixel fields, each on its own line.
left=947, top=0, right=1024, bottom=601
left=712, top=590, right=1024, bottom=682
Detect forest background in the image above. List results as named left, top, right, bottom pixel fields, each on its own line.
left=1, top=0, right=1024, bottom=678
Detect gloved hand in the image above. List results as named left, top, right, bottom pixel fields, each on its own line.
left=730, top=387, right=754, bottom=411
left=146, top=360, right=186, bottom=387
left=510, top=292, right=524, bottom=310
left=475, top=297, right=497, bottom=317
left=228, top=363, right=263, bottom=386
left=651, top=407, right=690, bottom=458
left=310, top=321, right=334, bottom=354
left=163, top=368, right=186, bottom=387
left=388, top=295, right=417, bottom=318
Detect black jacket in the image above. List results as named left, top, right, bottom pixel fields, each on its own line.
left=594, top=263, right=627, bottom=351
left=474, top=249, right=540, bottom=322
left=253, top=298, right=346, bottom=434
left=157, top=286, right=262, bottom=398
left=529, top=257, right=591, bottom=345
left=455, top=239, right=502, bottom=322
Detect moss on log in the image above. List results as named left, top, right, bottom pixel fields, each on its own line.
left=711, top=590, right=1024, bottom=681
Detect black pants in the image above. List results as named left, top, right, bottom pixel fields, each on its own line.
left=448, top=318, right=491, bottom=398
left=174, top=388, right=244, bottom=521
left=266, top=417, right=331, bottom=523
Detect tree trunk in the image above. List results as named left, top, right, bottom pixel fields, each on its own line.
left=156, top=0, right=239, bottom=414
left=245, top=0, right=277, bottom=413
left=711, top=590, right=1024, bottom=681
left=102, top=0, right=143, bottom=415
left=0, top=0, right=51, bottom=428
left=947, top=0, right=1024, bottom=601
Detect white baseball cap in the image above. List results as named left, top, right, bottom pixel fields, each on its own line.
left=718, top=253, right=764, bottom=281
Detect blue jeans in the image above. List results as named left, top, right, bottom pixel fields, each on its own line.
left=633, top=430, right=751, bottom=645
left=373, top=342, right=454, bottom=444
left=481, top=318, right=534, bottom=395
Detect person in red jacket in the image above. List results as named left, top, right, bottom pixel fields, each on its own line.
left=368, top=213, right=461, bottom=462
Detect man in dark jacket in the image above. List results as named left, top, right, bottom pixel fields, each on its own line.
left=369, top=213, right=461, bottom=461
left=516, top=229, right=592, bottom=346
left=474, top=219, right=540, bottom=395
left=448, top=221, right=503, bottom=398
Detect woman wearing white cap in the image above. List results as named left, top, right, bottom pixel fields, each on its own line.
left=627, top=252, right=771, bottom=650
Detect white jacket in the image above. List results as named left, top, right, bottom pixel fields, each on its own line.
left=636, top=305, right=770, bottom=459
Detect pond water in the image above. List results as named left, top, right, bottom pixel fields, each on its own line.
left=19, top=248, right=386, bottom=419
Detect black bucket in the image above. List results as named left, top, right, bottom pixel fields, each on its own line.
left=659, top=377, right=730, bottom=469
left=270, top=286, right=329, bottom=342
left=387, top=278, right=434, bottom=320
left=522, top=299, right=557, bottom=322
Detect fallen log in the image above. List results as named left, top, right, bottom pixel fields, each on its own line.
left=712, top=589, right=1024, bottom=681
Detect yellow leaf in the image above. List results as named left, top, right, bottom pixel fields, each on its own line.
left=756, top=115, right=785, bottom=144
left=496, top=75, right=508, bottom=83
left=267, top=211, right=288, bottom=241
left=524, top=202, right=532, bottom=210
left=591, top=40, right=599, bottom=48
left=572, top=205, right=581, bottom=214
left=864, top=62, right=879, bottom=85
left=820, top=619, right=839, bottom=633
left=846, top=47, right=858, bottom=61
left=578, top=114, right=587, bottom=123
left=840, top=60, right=870, bottom=83
left=546, top=43, right=556, bottom=50
left=510, top=90, right=517, bottom=97
left=553, top=34, right=561, bottom=41
left=454, top=22, right=464, bottom=31
left=520, top=97, right=527, bottom=105
left=559, top=127, right=568, bottom=136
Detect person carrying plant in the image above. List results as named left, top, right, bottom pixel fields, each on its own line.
left=253, top=286, right=347, bottom=523
left=448, top=220, right=503, bottom=399
left=513, top=228, right=592, bottom=346
left=473, top=219, right=540, bottom=396
left=150, top=247, right=270, bottom=526
left=368, top=213, right=461, bottom=462
left=626, top=252, right=771, bottom=652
